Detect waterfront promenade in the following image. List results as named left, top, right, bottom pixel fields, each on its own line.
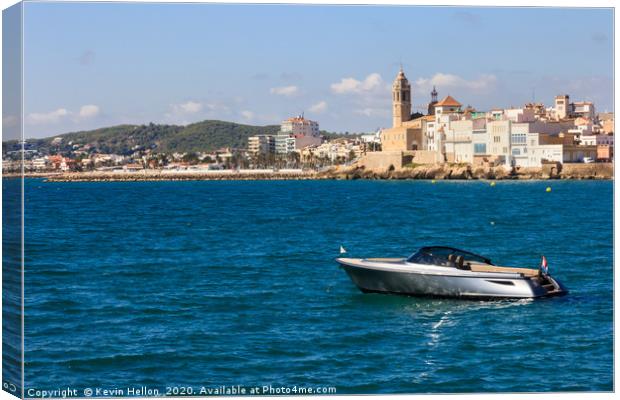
left=40, top=168, right=318, bottom=182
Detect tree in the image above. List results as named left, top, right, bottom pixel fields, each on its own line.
left=287, top=152, right=300, bottom=168
left=182, top=152, right=200, bottom=165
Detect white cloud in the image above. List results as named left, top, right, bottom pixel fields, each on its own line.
left=26, top=108, right=69, bottom=125
left=79, top=104, right=100, bottom=118
left=204, top=102, right=229, bottom=112
left=164, top=101, right=206, bottom=124
left=309, top=101, right=328, bottom=114
left=414, top=73, right=497, bottom=92
left=171, top=100, right=203, bottom=114
left=240, top=110, right=255, bottom=120
left=331, top=73, right=384, bottom=94
left=26, top=104, right=102, bottom=126
left=354, top=107, right=390, bottom=118
left=163, top=99, right=238, bottom=125
left=270, top=85, right=299, bottom=96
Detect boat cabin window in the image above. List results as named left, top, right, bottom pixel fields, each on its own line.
left=407, top=247, right=492, bottom=266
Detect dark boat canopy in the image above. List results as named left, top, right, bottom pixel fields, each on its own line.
left=407, top=246, right=493, bottom=266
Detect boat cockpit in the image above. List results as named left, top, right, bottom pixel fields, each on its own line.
left=407, top=246, right=493, bottom=270
left=406, top=246, right=540, bottom=277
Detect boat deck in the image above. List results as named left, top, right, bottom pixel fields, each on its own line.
left=468, top=262, right=539, bottom=277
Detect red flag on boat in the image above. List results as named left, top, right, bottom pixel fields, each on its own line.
left=541, top=255, right=548, bottom=275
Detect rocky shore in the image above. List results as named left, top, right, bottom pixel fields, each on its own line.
left=5, top=162, right=613, bottom=181
left=321, top=162, right=613, bottom=180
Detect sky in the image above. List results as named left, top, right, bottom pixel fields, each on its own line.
left=3, top=2, right=614, bottom=138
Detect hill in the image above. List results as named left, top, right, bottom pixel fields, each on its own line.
left=4, top=120, right=282, bottom=155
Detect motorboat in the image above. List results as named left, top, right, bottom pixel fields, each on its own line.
left=336, top=246, right=568, bottom=299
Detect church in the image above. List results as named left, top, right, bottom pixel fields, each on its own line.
left=380, top=68, right=424, bottom=152
left=380, top=68, right=462, bottom=160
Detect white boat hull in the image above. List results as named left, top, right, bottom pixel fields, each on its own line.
left=337, top=258, right=567, bottom=299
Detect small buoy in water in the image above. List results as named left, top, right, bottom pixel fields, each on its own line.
left=546, top=187, right=552, bottom=192
left=490, top=181, right=496, bottom=187
left=490, top=221, right=495, bottom=225
left=431, top=179, right=436, bottom=184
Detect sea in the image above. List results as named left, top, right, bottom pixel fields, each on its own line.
left=3, top=179, right=614, bottom=394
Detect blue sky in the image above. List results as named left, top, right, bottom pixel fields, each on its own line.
left=7, top=2, right=615, bottom=138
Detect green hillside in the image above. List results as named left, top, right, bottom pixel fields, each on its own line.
left=159, top=120, right=280, bottom=153
left=5, top=120, right=281, bottom=155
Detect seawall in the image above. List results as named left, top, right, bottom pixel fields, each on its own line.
left=43, top=169, right=321, bottom=182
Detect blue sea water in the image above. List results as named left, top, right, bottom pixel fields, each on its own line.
left=13, top=179, right=614, bottom=394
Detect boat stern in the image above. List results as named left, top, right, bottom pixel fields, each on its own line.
left=528, top=274, right=569, bottom=297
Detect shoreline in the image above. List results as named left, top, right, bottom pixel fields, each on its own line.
left=3, top=162, right=613, bottom=181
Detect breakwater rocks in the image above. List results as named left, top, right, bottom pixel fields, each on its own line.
left=320, top=162, right=613, bottom=181
left=44, top=170, right=322, bottom=182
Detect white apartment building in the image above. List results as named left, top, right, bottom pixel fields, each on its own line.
left=274, top=135, right=296, bottom=155
left=572, top=102, right=595, bottom=120
left=32, top=156, right=49, bottom=171
left=423, top=118, right=438, bottom=152
left=445, top=119, right=474, bottom=163
left=487, top=120, right=512, bottom=165
left=307, top=141, right=362, bottom=162
left=489, top=109, right=504, bottom=120
left=510, top=131, right=562, bottom=167
left=248, top=133, right=309, bottom=156
left=249, top=115, right=322, bottom=156
left=554, top=95, right=570, bottom=120
left=434, top=113, right=460, bottom=156
left=431, top=96, right=463, bottom=158
left=528, top=120, right=575, bottom=135
left=472, top=122, right=490, bottom=161
left=503, top=107, right=536, bottom=123
left=443, top=118, right=560, bottom=167
left=552, top=95, right=595, bottom=121
left=247, top=114, right=322, bottom=156
left=248, top=135, right=274, bottom=156
left=281, top=115, right=320, bottom=137
left=580, top=134, right=614, bottom=147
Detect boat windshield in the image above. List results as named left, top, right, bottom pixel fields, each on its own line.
left=406, top=246, right=492, bottom=266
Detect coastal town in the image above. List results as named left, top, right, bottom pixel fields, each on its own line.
left=2, top=115, right=369, bottom=174
left=3, top=68, right=614, bottom=180
left=361, top=68, right=613, bottom=171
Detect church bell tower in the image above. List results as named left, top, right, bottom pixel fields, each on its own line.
left=428, top=86, right=438, bottom=115
left=392, top=67, right=412, bottom=128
